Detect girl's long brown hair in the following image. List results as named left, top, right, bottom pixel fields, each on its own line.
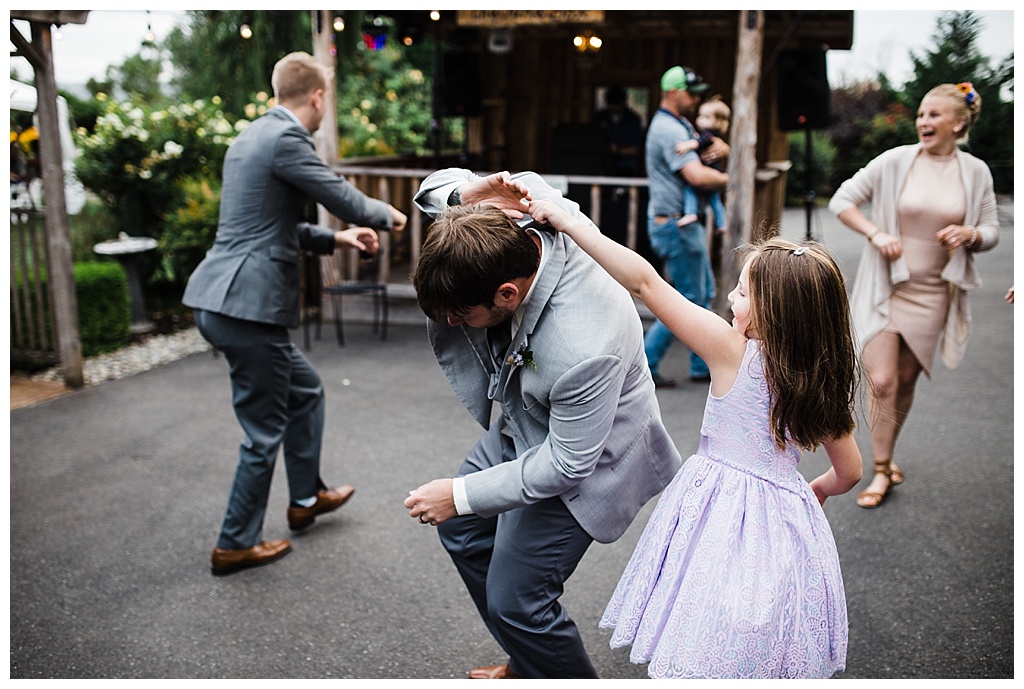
left=744, top=238, right=859, bottom=450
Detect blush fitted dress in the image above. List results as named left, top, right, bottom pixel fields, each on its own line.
left=886, top=150, right=966, bottom=377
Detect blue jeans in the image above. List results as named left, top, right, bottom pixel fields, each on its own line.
left=644, top=216, right=715, bottom=378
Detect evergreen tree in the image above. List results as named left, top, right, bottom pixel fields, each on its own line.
left=825, top=11, right=1013, bottom=195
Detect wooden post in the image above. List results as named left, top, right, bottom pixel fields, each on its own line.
left=714, top=9, right=764, bottom=317
left=311, top=10, right=340, bottom=233
left=28, top=21, right=84, bottom=387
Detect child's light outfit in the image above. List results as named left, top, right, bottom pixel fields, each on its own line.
left=601, top=339, right=847, bottom=679
left=683, top=128, right=727, bottom=229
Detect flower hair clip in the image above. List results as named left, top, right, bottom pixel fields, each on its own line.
left=792, top=246, right=808, bottom=256
left=957, top=82, right=977, bottom=105
left=506, top=343, right=537, bottom=370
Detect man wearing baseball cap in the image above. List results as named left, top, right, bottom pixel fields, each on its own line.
left=642, top=66, right=729, bottom=388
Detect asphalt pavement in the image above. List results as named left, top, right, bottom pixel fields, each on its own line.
left=8, top=200, right=1014, bottom=681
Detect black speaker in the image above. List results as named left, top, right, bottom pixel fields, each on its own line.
left=776, top=47, right=830, bottom=131
left=441, top=52, right=481, bottom=117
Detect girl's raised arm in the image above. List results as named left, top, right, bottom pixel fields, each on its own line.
left=529, top=198, right=743, bottom=372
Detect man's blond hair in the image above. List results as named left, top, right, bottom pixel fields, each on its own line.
left=271, top=52, right=333, bottom=104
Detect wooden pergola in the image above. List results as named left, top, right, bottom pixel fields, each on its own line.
left=314, top=10, right=854, bottom=309
left=10, top=10, right=89, bottom=388
left=9, top=10, right=853, bottom=381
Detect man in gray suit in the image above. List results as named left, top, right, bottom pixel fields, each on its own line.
left=405, top=170, right=681, bottom=678
left=183, top=52, right=406, bottom=576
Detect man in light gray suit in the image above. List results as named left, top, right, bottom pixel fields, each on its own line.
left=405, top=170, right=681, bottom=678
left=183, top=52, right=406, bottom=576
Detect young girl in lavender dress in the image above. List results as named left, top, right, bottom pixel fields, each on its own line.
left=529, top=198, right=864, bottom=679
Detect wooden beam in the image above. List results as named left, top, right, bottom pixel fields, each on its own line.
left=311, top=10, right=340, bottom=234
left=715, top=10, right=764, bottom=317
left=10, top=10, right=90, bottom=26
left=28, top=21, right=83, bottom=387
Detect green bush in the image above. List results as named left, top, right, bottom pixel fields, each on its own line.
left=159, top=175, right=221, bottom=284
left=784, top=130, right=838, bottom=207
left=74, top=261, right=131, bottom=356
left=73, top=97, right=244, bottom=284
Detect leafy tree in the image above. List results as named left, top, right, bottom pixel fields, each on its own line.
left=826, top=85, right=917, bottom=189
left=165, top=10, right=312, bottom=120
left=785, top=130, right=837, bottom=207
left=335, top=17, right=437, bottom=157
left=163, top=10, right=459, bottom=158
left=899, top=11, right=1013, bottom=192
left=102, top=45, right=165, bottom=103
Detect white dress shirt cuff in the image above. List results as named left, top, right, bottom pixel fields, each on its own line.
left=452, top=477, right=473, bottom=515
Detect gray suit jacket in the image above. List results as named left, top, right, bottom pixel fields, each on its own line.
left=415, top=170, right=681, bottom=543
left=183, top=106, right=393, bottom=328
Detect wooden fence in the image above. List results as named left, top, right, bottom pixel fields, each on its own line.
left=10, top=208, right=59, bottom=364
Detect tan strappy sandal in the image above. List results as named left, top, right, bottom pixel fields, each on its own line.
left=889, top=461, right=904, bottom=486
left=856, top=459, right=895, bottom=509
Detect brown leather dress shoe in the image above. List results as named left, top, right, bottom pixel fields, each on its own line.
left=210, top=539, right=292, bottom=575
left=287, top=484, right=355, bottom=531
left=469, top=663, right=520, bottom=679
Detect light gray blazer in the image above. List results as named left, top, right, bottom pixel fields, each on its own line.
left=415, top=170, right=681, bottom=543
left=183, top=107, right=394, bottom=328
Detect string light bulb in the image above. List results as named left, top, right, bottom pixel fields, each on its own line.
left=333, top=16, right=345, bottom=32
left=430, top=11, right=440, bottom=21
left=240, top=23, right=252, bottom=40
left=573, top=30, right=602, bottom=53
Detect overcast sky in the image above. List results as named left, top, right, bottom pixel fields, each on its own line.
left=9, top=9, right=1016, bottom=89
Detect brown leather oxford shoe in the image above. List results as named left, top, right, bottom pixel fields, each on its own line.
left=210, top=539, right=292, bottom=575
left=469, top=663, right=520, bottom=679
left=287, top=484, right=355, bottom=531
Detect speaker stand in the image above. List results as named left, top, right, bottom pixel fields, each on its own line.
left=803, top=126, right=815, bottom=242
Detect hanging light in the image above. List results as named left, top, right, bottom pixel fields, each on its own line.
left=333, top=16, right=345, bottom=32
left=240, top=23, right=253, bottom=40
left=573, top=30, right=602, bottom=53
left=362, top=16, right=387, bottom=51
left=430, top=10, right=440, bottom=21
left=144, top=10, right=155, bottom=43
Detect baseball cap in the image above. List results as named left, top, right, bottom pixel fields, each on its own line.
left=660, top=66, right=710, bottom=93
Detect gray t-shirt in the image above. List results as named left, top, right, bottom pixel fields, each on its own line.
left=645, top=108, right=699, bottom=217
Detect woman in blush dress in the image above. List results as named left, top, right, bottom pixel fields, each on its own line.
left=829, top=82, right=1000, bottom=508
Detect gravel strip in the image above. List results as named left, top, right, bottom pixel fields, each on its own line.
left=32, top=327, right=212, bottom=387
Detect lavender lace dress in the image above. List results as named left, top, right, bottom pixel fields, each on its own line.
left=601, top=339, right=847, bottom=678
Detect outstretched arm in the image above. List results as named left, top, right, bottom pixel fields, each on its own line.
left=457, top=170, right=533, bottom=218
left=413, top=169, right=533, bottom=220
left=334, top=226, right=379, bottom=254
left=528, top=198, right=743, bottom=372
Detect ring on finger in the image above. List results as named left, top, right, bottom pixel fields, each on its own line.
left=419, top=516, right=428, bottom=524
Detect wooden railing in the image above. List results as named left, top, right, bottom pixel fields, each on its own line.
left=331, top=163, right=790, bottom=282
left=332, top=165, right=652, bottom=280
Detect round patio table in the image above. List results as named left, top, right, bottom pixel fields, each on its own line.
left=94, top=233, right=158, bottom=334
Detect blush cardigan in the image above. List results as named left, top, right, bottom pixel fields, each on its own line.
left=828, top=143, right=1000, bottom=370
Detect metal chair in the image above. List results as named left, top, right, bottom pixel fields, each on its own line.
left=305, top=240, right=389, bottom=348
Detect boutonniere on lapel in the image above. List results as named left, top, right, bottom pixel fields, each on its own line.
left=506, top=343, right=537, bottom=370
